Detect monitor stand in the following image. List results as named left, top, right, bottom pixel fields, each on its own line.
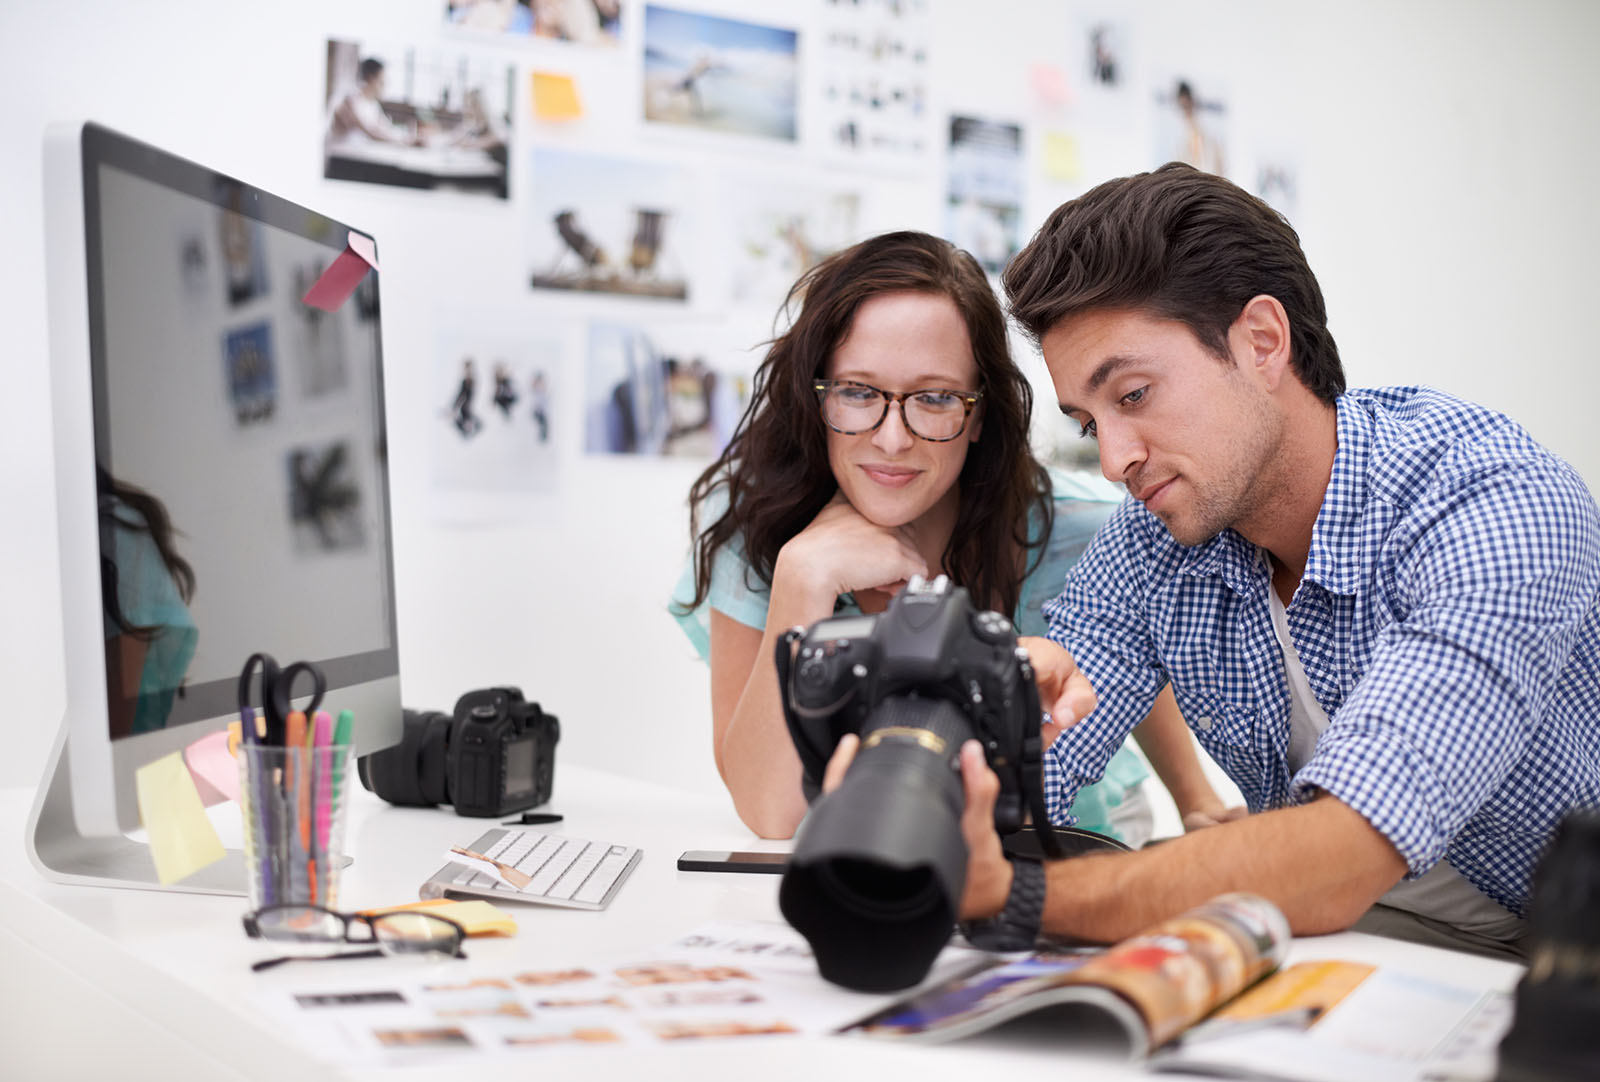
left=26, top=720, right=245, bottom=894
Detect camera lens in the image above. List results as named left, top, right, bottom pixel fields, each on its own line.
left=780, top=696, right=973, bottom=992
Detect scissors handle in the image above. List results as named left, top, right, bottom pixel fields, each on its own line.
left=236, top=653, right=327, bottom=745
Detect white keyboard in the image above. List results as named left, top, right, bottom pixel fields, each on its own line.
left=420, top=826, right=642, bottom=911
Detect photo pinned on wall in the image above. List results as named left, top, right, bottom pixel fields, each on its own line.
left=527, top=148, right=693, bottom=301
left=289, top=260, right=350, bottom=399
left=286, top=439, right=367, bottom=554
left=817, top=0, right=932, bottom=166
left=218, top=182, right=270, bottom=308
left=1155, top=75, right=1228, bottom=177
left=1253, top=154, right=1301, bottom=226
left=323, top=38, right=513, bottom=199
left=724, top=177, right=861, bottom=307
left=430, top=328, right=562, bottom=521
left=223, top=322, right=277, bottom=426
left=642, top=5, right=798, bottom=143
left=945, top=115, right=1024, bottom=276
left=1086, top=20, right=1124, bottom=90
left=583, top=321, right=754, bottom=460
left=444, top=0, right=622, bottom=47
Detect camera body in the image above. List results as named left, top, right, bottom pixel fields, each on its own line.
left=357, top=686, right=559, bottom=818
left=781, top=575, right=1045, bottom=834
left=776, top=575, right=1059, bottom=992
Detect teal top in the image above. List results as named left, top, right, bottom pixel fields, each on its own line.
left=670, top=469, right=1150, bottom=840
left=102, top=501, right=198, bottom=734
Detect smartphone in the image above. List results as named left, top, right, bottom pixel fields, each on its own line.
left=677, top=850, right=789, bottom=874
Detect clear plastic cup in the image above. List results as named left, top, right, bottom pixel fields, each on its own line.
left=238, top=743, right=354, bottom=910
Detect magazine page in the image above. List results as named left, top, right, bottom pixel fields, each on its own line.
left=1151, top=961, right=1514, bottom=1082
left=847, top=892, right=1290, bottom=1057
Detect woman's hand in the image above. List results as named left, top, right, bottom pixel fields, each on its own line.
left=777, top=493, right=929, bottom=606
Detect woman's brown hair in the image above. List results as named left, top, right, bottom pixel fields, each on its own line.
left=679, top=230, right=1051, bottom=619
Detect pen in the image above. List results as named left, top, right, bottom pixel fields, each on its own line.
left=286, top=711, right=308, bottom=901
left=330, top=708, right=354, bottom=808
left=238, top=706, right=277, bottom=906
left=312, top=711, right=333, bottom=902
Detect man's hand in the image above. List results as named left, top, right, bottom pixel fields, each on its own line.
left=1017, top=636, right=1097, bottom=743
left=818, top=735, right=1016, bottom=922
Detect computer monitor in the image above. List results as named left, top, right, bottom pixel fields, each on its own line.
left=28, top=121, right=404, bottom=893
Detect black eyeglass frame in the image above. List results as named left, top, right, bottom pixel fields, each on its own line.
left=812, top=379, right=984, bottom=442
left=242, top=903, right=467, bottom=957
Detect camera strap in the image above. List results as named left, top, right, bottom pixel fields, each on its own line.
left=1020, top=736, right=1065, bottom=860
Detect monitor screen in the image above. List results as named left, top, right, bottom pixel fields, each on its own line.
left=89, top=134, right=395, bottom=736
left=41, top=122, right=403, bottom=851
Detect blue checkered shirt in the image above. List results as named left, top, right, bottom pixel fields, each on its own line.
left=1042, top=386, right=1600, bottom=915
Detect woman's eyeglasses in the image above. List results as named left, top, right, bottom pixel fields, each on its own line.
left=813, top=380, right=983, bottom=442
left=242, top=904, right=467, bottom=972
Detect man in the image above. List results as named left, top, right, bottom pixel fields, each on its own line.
left=834, top=163, right=1599, bottom=960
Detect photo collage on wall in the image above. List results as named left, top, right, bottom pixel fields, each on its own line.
left=310, top=4, right=1302, bottom=513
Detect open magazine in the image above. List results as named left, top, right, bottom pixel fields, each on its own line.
left=848, top=892, right=1288, bottom=1056
left=846, top=892, right=1513, bottom=1082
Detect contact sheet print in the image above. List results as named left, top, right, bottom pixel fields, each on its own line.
left=259, top=920, right=985, bottom=1065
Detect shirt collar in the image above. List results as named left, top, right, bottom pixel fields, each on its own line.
left=1301, top=394, right=1374, bottom=596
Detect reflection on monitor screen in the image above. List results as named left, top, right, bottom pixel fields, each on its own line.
left=30, top=121, right=403, bottom=894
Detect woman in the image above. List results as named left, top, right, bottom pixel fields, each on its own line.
left=673, top=231, right=1230, bottom=840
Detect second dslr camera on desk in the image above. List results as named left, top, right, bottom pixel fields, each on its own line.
left=358, top=687, right=559, bottom=818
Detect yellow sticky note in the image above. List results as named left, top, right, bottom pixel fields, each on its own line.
left=531, top=71, right=583, bottom=122
left=1042, top=131, right=1082, bottom=183
left=135, top=751, right=226, bottom=885
left=362, top=898, right=518, bottom=938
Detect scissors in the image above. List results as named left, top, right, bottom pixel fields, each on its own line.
left=237, top=652, right=326, bottom=746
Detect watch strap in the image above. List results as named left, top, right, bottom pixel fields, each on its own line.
left=958, top=856, right=1045, bottom=952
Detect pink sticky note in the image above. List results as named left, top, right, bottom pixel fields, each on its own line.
left=183, top=729, right=241, bottom=805
left=301, top=230, right=379, bottom=312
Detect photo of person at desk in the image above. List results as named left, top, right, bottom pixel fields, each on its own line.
left=323, top=46, right=510, bottom=199
left=671, top=230, right=1239, bottom=845
left=831, top=164, right=1599, bottom=963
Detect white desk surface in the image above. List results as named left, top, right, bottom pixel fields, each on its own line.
left=0, top=764, right=1525, bottom=1082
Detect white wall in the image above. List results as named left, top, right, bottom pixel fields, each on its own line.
left=2, top=0, right=1597, bottom=812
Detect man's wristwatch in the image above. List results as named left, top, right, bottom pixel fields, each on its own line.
left=958, top=856, right=1045, bottom=951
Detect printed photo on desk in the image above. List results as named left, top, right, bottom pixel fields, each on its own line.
left=255, top=919, right=982, bottom=1067
left=323, top=38, right=512, bottom=199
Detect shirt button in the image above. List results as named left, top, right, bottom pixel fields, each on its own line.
left=1196, top=716, right=1214, bottom=732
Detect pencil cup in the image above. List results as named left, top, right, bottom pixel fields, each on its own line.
left=238, top=743, right=354, bottom=911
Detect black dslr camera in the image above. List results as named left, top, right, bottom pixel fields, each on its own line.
left=1496, top=807, right=1600, bottom=1082
left=776, top=575, right=1062, bottom=992
left=357, top=687, right=559, bottom=818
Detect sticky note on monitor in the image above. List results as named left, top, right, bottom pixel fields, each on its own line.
left=531, top=71, right=583, bottom=121
left=301, top=230, right=379, bottom=313
left=184, top=729, right=241, bottom=805
left=135, top=751, right=226, bottom=885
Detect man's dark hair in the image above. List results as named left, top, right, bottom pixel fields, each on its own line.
left=1002, top=162, right=1345, bottom=404
left=359, top=58, right=385, bottom=83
